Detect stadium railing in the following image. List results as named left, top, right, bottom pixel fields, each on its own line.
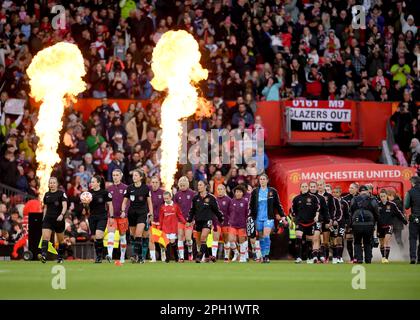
left=72, top=242, right=95, bottom=260
left=0, top=183, right=37, bottom=206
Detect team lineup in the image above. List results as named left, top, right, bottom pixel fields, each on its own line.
left=38, top=169, right=410, bottom=265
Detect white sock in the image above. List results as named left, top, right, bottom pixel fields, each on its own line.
left=160, top=248, right=166, bottom=261
left=186, top=240, right=193, bottom=255
left=178, top=240, right=184, bottom=259
left=240, top=242, right=247, bottom=261
left=212, top=241, right=218, bottom=257
left=231, top=242, right=239, bottom=257
left=224, top=242, right=230, bottom=259
left=251, top=241, right=256, bottom=253
left=255, top=240, right=262, bottom=259
left=150, top=250, right=156, bottom=261
left=244, top=240, right=249, bottom=259
left=107, top=232, right=115, bottom=258
left=120, top=234, right=127, bottom=261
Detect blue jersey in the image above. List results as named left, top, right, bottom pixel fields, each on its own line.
left=257, top=188, right=268, bottom=221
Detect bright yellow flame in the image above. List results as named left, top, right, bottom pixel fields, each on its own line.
left=27, top=42, right=86, bottom=199
left=151, top=30, right=208, bottom=191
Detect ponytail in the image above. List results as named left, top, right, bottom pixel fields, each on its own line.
left=94, top=175, right=106, bottom=190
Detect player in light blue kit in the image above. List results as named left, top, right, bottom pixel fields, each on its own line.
left=249, top=174, right=287, bottom=263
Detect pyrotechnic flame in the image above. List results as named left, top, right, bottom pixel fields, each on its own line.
left=27, top=42, right=86, bottom=200
left=151, top=30, right=209, bottom=191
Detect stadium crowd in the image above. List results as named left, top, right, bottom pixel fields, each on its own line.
left=0, top=0, right=419, bottom=259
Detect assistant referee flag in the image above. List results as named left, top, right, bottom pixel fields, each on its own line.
left=38, top=237, right=58, bottom=255
left=151, top=226, right=169, bottom=248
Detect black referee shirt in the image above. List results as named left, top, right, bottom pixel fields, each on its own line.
left=124, top=183, right=150, bottom=214
left=89, top=189, right=112, bottom=217
left=43, top=190, right=67, bottom=217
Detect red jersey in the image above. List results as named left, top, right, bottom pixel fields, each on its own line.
left=159, top=202, right=186, bottom=234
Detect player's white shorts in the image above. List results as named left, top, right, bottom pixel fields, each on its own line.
left=167, top=233, right=177, bottom=240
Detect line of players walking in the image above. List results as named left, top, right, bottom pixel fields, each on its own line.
left=292, top=181, right=407, bottom=264
left=38, top=170, right=412, bottom=264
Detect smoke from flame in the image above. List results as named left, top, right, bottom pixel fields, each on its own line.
left=27, top=42, right=86, bottom=199
left=151, top=30, right=209, bottom=191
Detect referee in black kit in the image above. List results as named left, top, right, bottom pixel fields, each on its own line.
left=404, top=176, right=420, bottom=264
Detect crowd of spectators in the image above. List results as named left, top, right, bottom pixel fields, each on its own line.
left=0, top=0, right=419, bottom=257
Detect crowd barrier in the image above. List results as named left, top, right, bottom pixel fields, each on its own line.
left=0, top=183, right=37, bottom=206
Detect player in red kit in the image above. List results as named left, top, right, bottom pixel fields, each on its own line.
left=159, top=191, right=186, bottom=262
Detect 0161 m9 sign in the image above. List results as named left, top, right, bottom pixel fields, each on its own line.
left=285, top=100, right=352, bottom=133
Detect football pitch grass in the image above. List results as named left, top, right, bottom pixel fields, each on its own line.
left=0, top=260, right=419, bottom=300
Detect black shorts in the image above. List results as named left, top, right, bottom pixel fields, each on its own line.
left=128, top=210, right=148, bottom=227
left=378, top=225, right=393, bottom=238
left=296, top=222, right=321, bottom=237
left=195, top=220, right=213, bottom=232
left=88, top=215, right=107, bottom=234
left=42, top=215, right=65, bottom=233
left=330, top=223, right=346, bottom=238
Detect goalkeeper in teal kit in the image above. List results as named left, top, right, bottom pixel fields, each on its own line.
left=249, top=174, right=287, bottom=263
